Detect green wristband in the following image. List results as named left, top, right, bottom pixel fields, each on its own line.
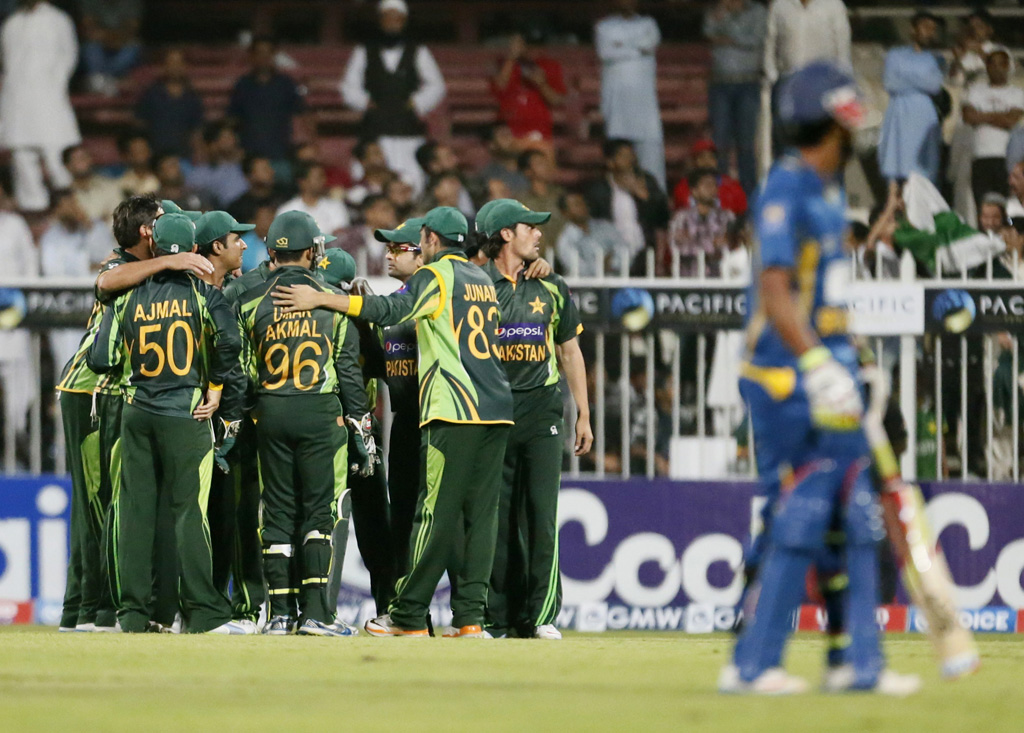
left=798, top=345, right=830, bottom=372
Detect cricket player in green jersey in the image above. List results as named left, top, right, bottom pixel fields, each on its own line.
left=56, top=195, right=214, bottom=632
left=272, top=206, right=514, bottom=638
left=237, top=211, right=374, bottom=637
left=193, top=210, right=270, bottom=625
left=478, top=199, right=593, bottom=639
left=87, top=213, right=249, bottom=634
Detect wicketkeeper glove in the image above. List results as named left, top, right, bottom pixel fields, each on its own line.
left=214, top=417, right=242, bottom=474
left=799, top=345, right=863, bottom=431
left=346, top=412, right=380, bottom=477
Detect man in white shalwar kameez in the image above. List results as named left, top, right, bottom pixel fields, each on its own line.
left=595, top=0, right=666, bottom=190
left=0, top=0, right=81, bottom=211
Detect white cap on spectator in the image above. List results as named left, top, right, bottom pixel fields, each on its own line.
left=379, top=0, right=409, bottom=15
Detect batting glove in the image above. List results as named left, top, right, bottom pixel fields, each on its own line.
left=799, top=346, right=863, bottom=431
left=346, top=413, right=380, bottom=477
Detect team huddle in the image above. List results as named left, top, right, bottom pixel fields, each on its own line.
left=57, top=192, right=592, bottom=638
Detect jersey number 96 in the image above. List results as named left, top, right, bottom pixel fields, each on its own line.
left=263, top=340, right=323, bottom=391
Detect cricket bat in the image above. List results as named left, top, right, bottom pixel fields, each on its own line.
left=860, top=364, right=980, bottom=680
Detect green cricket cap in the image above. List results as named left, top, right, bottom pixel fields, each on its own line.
left=153, top=213, right=197, bottom=254
left=422, top=206, right=468, bottom=245
left=267, top=210, right=337, bottom=251
left=161, top=199, right=202, bottom=222
left=195, top=210, right=255, bottom=247
left=475, top=199, right=516, bottom=235
left=374, top=216, right=425, bottom=245
left=316, top=248, right=357, bottom=287
left=483, top=199, right=550, bottom=238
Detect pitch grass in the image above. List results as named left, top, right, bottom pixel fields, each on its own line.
left=0, top=629, right=1021, bottom=732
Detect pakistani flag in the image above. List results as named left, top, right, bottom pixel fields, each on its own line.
left=895, top=173, right=1004, bottom=275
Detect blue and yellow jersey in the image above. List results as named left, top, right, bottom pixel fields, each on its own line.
left=745, top=155, right=855, bottom=370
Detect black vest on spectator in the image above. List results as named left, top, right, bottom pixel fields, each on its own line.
left=363, top=43, right=425, bottom=137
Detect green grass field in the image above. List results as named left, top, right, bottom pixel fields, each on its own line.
left=0, top=628, right=1020, bottom=732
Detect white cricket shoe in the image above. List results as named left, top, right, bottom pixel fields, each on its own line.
left=822, top=665, right=921, bottom=697
left=718, top=665, right=809, bottom=695
left=534, top=624, right=562, bottom=640
left=74, top=623, right=96, bottom=632
left=207, top=619, right=257, bottom=635
left=364, top=614, right=429, bottom=637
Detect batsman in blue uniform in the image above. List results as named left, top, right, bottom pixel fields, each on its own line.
left=720, top=62, right=919, bottom=696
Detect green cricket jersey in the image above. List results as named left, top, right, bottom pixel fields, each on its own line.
left=87, top=271, right=244, bottom=420
left=484, top=261, right=583, bottom=392
left=56, top=249, right=139, bottom=395
left=236, top=265, right=367, bottom=417
left=222, top=260, right=273, bottom=306
left=350, top=248, right=513, bottom=426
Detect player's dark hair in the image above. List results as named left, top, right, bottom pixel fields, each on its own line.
left=480, top=232, right=505, bottom=260
left=464, top=241, right=482, bottom=259
left=113, top=194, right=161, bottom=249
left=603, top=138, right=634, bottom=160
left=424, top=227, right=462, bottom=250
left=688, top=166, right=718, bottom=189
left=275, top=249, right=307, bottom=263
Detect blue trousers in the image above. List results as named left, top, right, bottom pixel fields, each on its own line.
left=709, top=81, right=760, bottom=196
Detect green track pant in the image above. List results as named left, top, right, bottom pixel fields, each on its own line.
left=209, top=417, right=265, bottom=622
left=487, top=386, right=564, bottom=636
left=255, top=394, right=347, bottom=624
left=389, top=421, right=509, bottom=630
left=348, top=432, right=394, bottom=615
left=387, top=410, right=422, bottom=584
left=113, top=403, right=230, bottom=633
left=58, top=391, right=101, bottom=628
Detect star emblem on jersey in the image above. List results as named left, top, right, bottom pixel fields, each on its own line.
left=318, top=256, right=331, bottom=269
left=529, top=297, right=547, bottom=314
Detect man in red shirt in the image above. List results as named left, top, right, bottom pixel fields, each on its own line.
left=672, top=139, right=747, bottom=215
left=492, top=32, right=567, bottom=142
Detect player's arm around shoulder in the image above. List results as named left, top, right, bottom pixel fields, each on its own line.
left=86, top=290, right=129, bottom=373
left=355, top=264, right=445, bottom=326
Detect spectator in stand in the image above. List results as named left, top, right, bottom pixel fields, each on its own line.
left=40, top=188, right=116, bottom=369
left=385, top=176, right=415, bottom=220
left=335, top=194, right=397, bottom=276
left=519, top=149, right=565, bottom=252
left=950, top=9, right=997, bottom=89
left=672, top=139, right=747, bottom=215
left=135, top=48, right=205, bottom=159
left=63, top=145, right=122, bottom=224
left=293, top=140, right=351, bottom=193
left=668, top=167, right=734, bottom=277
left=492, top=29, right=566, bottom=144
left=340, top=0, right=445, bottom=196
left=417, top=171, right=466, bottom=216
left=228, top=36, right=307, bottom=178
left=228, top=156, right=279, bottom=223
left=0, top=180, right=38, bottom=449
left=977, top=193, right=1007, bottom=236
left=187, top=121, right=248, bottom=208
left=154, top=153, right=207, bottom=212
left=0, top=0, right=79, bottom=212
left=764, top=0, right=851, bottom=152
left=79, top=0, right=142, bottom=95
left=1008, top=161, right=1024, bottom=219
left=115, top=132, right=159, bottom=197
left=878, top=10, right=946, bottom=185
left=1007, top=128, right=1024, bottom=177
left=477, top=124, right=529, bottom=196
left=995, top=218, right=1024, bottom=280
left=857, top=183, right=903, bottom=280
left=239, top=202, right=274, bottom=273
left=586, top=138, right=669, bottom=274
left=703, top=0, right=767, bottom=196
left=595, top=0, right=665, bottom=189
left=556, top=191, right=626, bottom=276
left=963, top=47, right=1024, bottom=208
left=415, top=141, right=475, bottom=216
left=346, top=138, right=396, bottom=210
left=276, top=161, right=349, bottom=235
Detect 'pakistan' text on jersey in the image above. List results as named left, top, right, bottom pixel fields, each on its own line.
left=237, top=266, right=367, bottom=417
left=382, top=311, right=418, bottom=415
left=87, top=271, right=243, bottom=420
left=485, top=262, right=583, bottom=392
left=745, top=155, right=855, bottom=369
left=350, top=248, right=513, bottom=426
left=56, top=249, right=138, bottom=395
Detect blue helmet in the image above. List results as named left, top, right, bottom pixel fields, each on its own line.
left=777, top=61, right=865, bottom=131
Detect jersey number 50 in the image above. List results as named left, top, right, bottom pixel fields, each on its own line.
left=139, top=320, right=195, bottom=377
left=263, top=340, right=323, bottom=391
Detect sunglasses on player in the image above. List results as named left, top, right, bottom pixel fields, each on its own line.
left=386, top=244, right=422, bottom=255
